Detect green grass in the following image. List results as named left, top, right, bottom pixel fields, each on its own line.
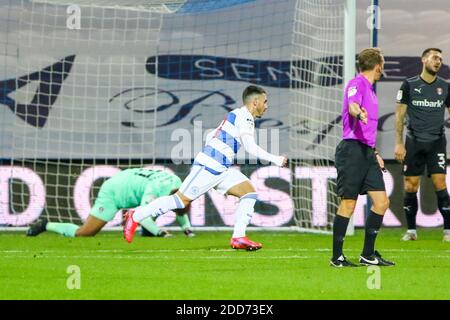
left=0, top=229, right=449, bottom=300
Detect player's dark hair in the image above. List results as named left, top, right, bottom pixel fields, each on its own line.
left=357, top=47, right=383, bottom=72
left=422, top=48, right=442, bottom=57
left=242, top=85, right=266, bottom=104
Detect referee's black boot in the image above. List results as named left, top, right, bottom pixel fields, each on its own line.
left=359, top=250, right=395, bottom=266
left=330, top=255, right=358, bottom=267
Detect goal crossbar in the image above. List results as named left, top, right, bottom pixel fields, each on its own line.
left=30, top=0, right=187, bottom=13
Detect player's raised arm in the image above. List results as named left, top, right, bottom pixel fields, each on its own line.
left=240, top=132, right=287, bottom=167
left=235, top=90, right=287, bottom=167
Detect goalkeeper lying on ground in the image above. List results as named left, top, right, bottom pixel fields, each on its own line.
left=26, top=168, right=194, bottom=238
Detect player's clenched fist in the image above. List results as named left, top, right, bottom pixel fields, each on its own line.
left=280, top=156, right=288, bottom=167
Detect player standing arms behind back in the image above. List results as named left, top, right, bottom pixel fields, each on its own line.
left=330, top=48, right=395, bottom=267
left=394, top=48, right=450, bottom=242
left=123, top=85, right=287, bottom=250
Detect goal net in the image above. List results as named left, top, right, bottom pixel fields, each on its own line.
left=289, top=0, right=346, bottom=232
left=0, top=0, right=351, bottom=232
left=1, top=0, right=163, bottom=227
left=31, top=0, right=187, bottom=13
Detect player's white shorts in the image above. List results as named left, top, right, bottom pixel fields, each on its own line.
left=179, top=165, right=249, bottom=200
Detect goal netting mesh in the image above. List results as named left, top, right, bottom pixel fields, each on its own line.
left=1, top=0, right=162, bottom=227
left=31, top=0, right=187, bottom=13
left=289, top=0, right=345, bottom=231
left=1, top=0, right=348, bottom=232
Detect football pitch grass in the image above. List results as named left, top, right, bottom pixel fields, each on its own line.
left=1, top=228, right=449, bottom=300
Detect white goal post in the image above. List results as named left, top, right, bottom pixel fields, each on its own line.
left=289, top=0, right=356, bottom=234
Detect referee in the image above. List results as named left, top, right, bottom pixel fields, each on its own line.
left=330, top=48, right=394, bottom=267
left=394, top=48, right=450, bottom=242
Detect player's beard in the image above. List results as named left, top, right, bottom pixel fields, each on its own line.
left=425, top=64, right=439, bottom=76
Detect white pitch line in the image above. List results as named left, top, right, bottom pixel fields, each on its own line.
left=2, top=254, right=450, bottom=260
left=0, top=248, right=449, bottom=253
left=1, top=249, right=449, bottom=258
left=0, top=255, right=314, bottom=260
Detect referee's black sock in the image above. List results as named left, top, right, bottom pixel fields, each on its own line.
left=436, top=189, right=450, bottom=230
left=362, top=210, right=384, bottom=257
left=404, top=192, right=418, bottom=230
left=332, top=214, right=350, bottom=260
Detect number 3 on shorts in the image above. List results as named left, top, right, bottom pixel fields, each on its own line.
left=437, top=153, right=446, bottom=170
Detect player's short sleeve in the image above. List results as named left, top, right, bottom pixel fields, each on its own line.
left=397, top=80, right=409, bottom=104
left=235, top=111, right=255, bottom=137
left=346, top=78, right=363, bottom=106
left=445, top=83, right=450, bottom=108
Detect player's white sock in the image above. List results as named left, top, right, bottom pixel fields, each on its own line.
left=232, top=192, right=257, bottom=238
left=133, top=194, right=185, bottom=222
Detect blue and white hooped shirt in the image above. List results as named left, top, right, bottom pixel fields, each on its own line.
left=194, top=106, right=255, bottom=175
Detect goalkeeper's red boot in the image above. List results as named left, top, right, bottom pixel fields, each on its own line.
left=123, top=210, right=138, bottom=243
left=230, top=236, right=262, bottom=251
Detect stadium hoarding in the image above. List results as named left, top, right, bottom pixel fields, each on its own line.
left=0, top=162, right=446, bottom=228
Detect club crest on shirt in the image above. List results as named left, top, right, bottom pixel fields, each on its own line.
left=246, top=118, right=254, bottom=130
left=348, top=86, right=357, bottom=98
left=190, top=186, right=199, bottom=195
left=437, top=87, right=443, bottom=95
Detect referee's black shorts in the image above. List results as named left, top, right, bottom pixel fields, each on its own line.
left=335, top=139, right=385, bottom=200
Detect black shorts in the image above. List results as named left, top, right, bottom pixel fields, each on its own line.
left=335, top=139, right=385, bottom=200
left=403, top=135, right=447, bottom=176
